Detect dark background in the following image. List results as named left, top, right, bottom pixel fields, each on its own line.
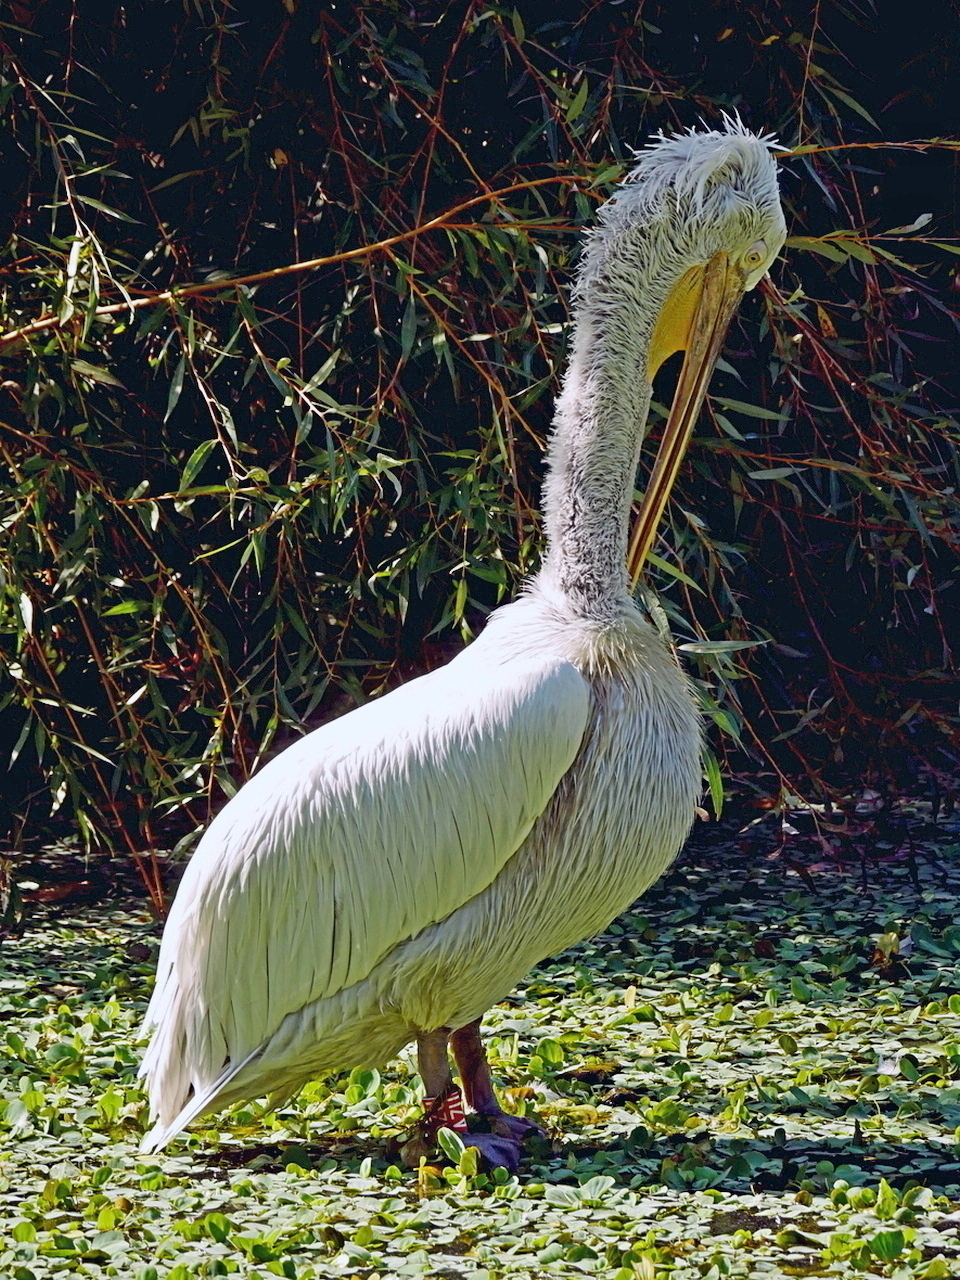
left=1, top=0, right=959, bottom=872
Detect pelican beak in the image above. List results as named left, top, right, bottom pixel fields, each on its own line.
left=627, top=251, right=746, bottom=584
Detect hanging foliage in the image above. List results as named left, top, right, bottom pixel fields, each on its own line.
left=1, top=2, right=959, bottom=883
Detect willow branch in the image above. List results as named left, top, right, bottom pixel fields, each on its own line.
left=0, top=175, right=589, bottom=348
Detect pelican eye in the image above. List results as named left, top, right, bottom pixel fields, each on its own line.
left=743, top=240, right=767, bottom=270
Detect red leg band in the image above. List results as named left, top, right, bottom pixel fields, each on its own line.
left=423, top=1084, right=468, bottom=1133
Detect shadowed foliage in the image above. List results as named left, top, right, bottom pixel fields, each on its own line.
left=1, top=1, right=959, bottom=894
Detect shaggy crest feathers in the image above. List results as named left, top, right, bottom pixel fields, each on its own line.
left=602, top=114, right=783, bottom=221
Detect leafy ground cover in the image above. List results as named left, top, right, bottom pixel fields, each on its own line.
left=3, top=825, right=960, bottom=1279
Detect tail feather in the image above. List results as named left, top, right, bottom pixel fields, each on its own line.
left=139, top=1043, right=263, bottom=1153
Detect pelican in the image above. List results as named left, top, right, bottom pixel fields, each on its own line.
left=140, top=119, right=786, bottom=1168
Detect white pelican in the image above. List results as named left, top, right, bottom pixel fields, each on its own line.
left=140, top=118, right=786, bottom=1168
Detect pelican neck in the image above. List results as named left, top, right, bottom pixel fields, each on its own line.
left=538, top=293, right=659, bottom=619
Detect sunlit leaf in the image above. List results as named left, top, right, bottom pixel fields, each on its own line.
left=566, top=76, right=589, bottom=123
left=70, top=359, right=124, bottom=387
left=178, top=439, right=218, bottom=491
left=164, top=354, right=186, bottom=422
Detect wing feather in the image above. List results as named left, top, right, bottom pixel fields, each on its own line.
left=141, top=646, right=590, bottom=1121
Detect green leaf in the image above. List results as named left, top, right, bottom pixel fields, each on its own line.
left=544, top=1183, right=580, bottom=1206
left=302, top=348, right=341, bottom=394
left=204, top=1213, right=231, bottom=1243
left=17, top=592, right=33, bottom=635
left=785, top=235, right=849, bottom=263
left=679, top=639, right=767, bottom=654
left=73, top=192, right=142, bottom=222
left=588, top=162, right=624, bottom=189
left=101, top=600, right=151, bottom=616
left=178, top=438, right=217, bottom=491
left=146, top=169, right=206, bottom=193
left=435, top=1125, right=466, bottom=1162
left=164, top=354, right=186, bottom=422
left=566, top=76, right=589, bottom=123
left=790, top=976, right=813, bottom=1001
left=875, top=1177, right=900, bottom=1219
left=899, top=1055, right=920, bottom=1082
left=538, top=1037, right=564, bottom=1065
left=70, top=359, right=125, bottom=387
left=538, top=1242, right=565, bottom=1264
left=748, top=467, right=801, bottom=480
left=400, top=295, right=418, bottom=361
left=884, top=212, right=932, bottom=235
left=714, top=397, right=785, bottom=421
left=911, top=923, right=952, bottom=957
left=578, top=1174, right=615, bottom=1203
left=837, top=237, right=877, bottom=264
left=824, top=84, right=879, bottom=128
left=645, top=551, right=705, bottom=592
left=702, top=744, right=724, bottom=817
left=869, top=1229, right=905, bottom=1261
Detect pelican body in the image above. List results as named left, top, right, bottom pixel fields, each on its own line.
left=141, top=120, right=786, bottom=1161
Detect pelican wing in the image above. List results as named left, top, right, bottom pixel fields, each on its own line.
left=141, top=645, right=590, bottom=1120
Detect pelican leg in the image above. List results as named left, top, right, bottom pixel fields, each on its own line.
left=414, top=1028, right=467, bottom=1131
left=400, top=1028, right=459, bottom=1168
left=417, top=1027, right=456, bottom=1104
left=401, top=1027, right=527, bottom=1172
left=450, top=1018, right=544, bottom=1145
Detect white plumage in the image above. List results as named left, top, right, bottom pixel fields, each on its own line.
left=141, top=118, right=786, bottom=1159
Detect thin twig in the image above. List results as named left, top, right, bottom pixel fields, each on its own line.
left=0, top=176, right=591, bottom=348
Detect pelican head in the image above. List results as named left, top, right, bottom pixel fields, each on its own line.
left=577, top=117, right=787, bottom=578
left=580, top=116, right=786, bottom=371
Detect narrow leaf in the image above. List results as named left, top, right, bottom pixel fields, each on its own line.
left=147, top=169, right=206, bottom=193
left=102, top=601, right=151, bottom=616
left=400, top=296, right=417, bottom=361
left=748, top=467, right=801, bottom=480
left=178, top=439, right=217, bottom=492
left=679, top=639, right=768, bottom=654
left=164, top=355, right=186, bottom=423
left=73, top=193, right=141, bottom=223
left=884, top=212, right=932, bottom=235
left=71, top=359, right=125, bottom=388
left=702, top=746, right=724, bottom=816
left=785, top=236, right=849, bottom=263
left=645, top=552, right=705, bottom=593
left=824, top=84, right=879, bottom=128
left=715, top=397, right=785, bottom=421
left=566, top=76, right=589, bottom=123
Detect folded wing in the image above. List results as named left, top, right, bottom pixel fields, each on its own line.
left=140, top=648, right=591, bottom=1133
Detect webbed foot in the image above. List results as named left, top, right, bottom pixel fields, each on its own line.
left=474, top=1110, right=544, bottom=1143
left=460, top=1129, right=525, bottom=1172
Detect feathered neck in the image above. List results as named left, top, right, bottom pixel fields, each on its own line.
left=537, top=224, right=670, bottom=619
